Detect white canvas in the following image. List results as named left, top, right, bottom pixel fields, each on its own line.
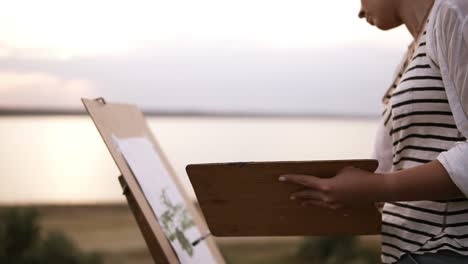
left=115, top=136, right=216, bottom=264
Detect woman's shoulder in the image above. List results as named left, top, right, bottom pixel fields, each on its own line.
left=432, top=0, right=468, bottom=25
left=436, top=0, right=468, bottom=13
left=427, top=0, right=468, bottom=138
left=427, top=0, right=467, bottom=64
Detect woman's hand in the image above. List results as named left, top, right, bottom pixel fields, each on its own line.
left=278, top=160, right=464, bottom=209
left=279, top=166, right=386, bottom=210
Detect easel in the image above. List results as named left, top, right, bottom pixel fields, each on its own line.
left=82, top=98, right=224, bottom=264
left=118, top=175, right=175, bottom=263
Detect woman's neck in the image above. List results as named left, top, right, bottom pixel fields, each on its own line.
left=398, top=0, right=435, bottom=38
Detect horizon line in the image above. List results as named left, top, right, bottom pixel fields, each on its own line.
left=0, top=107, right=379, bottom=119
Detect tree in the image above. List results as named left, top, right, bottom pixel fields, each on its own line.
left=0, top=208, right=103, bottom=264
left=297, top=236, right=379, bottom=264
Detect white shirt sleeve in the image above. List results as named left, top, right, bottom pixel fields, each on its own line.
left=430, top=1, right=468, bottom=197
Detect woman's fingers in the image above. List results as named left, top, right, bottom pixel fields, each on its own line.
left=291, top=189, right=344, bottom=210
left=291, top=190, right=322, bottom=201
left=300, top=200, right=330, bottom=209
left=301, top=200, right=344, bottom=210
left=279, top=174, right=345, bottom=210
left=279, top=174, right=321, bottom=189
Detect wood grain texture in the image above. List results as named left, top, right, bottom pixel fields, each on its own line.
left=82, top=98, right=225, bottom=264
left=187, top=160, right=381, bottom=236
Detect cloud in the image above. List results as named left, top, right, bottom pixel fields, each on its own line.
left=0, top=42, right=407, bottom=116
left=0, top=71, right=97, bottom=109
left=0, top=1, right=411, bottom=60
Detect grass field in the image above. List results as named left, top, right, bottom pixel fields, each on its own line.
left=1, top=204, right=380, bottom=264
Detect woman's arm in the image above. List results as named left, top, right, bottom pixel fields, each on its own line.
left=384, top=160, right=464, bottom=201
left=279, top=161, right=463, bottom=209
left=429, top=1, right=468, bottom=198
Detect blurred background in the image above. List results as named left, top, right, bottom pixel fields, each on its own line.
left=0, top=0, right=412, bottom=263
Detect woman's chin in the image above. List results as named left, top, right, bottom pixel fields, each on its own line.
left=375, top=21, right=401, bottom=31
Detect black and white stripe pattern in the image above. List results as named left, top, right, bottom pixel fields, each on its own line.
left=380, top=27, right=468, bottom=264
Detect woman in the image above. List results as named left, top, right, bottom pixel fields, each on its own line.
left=279, top=0, right=468, bottom=263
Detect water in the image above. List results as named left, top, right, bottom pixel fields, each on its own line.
left=0, top=116, right=378, bottom=204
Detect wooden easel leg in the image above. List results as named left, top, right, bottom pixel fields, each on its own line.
left=118, top=176, right=177, bottom=264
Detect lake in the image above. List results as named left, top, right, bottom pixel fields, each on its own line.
left=0, top=116, right=378, bottom=204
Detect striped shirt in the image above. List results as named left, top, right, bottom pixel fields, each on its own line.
left=380, top=25, right=468, bottom=263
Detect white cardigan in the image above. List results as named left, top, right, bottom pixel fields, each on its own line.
left=374, top=0, right=468, bottom=197
left=430, top=0, right=468, bottom=198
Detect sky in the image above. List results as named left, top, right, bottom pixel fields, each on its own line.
left=0, top=0, right=412, bottom=116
